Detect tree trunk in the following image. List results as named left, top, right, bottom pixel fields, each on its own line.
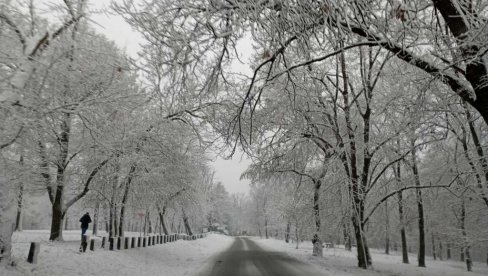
left=93, top=201, right=99, bottom=236
left=343, top=222, right=352, bottom=251
left=460, top=198, right=472, bottom=271
left=109, top=203, right=115, bottom=238
left=447, top=243, right=451, bottom=260
left=411, top=140, right=426, bottom=267
left=312, top=179, right=323, bottom=257
left=0, top=176, right=16, bottom=265
left=384, top=195, right=390, bottom=255
left=439, top=241, right=443, bottom=261
left=15, top=180, right=23, bottom=232
left=64, top=214, right=69, bottom=230
left=398, top=190, right=409, bottom=264
left=295, top=219, right=300, bottom=249
left=158, top=205, right=169, bottom=235
left=431, top=232, right=437, bottom=260
left=119, top=165, right=135, bottom=237
left=182, top=209, right=193, bottom=236
left=285, top=221, right=290, bottom=243
left=49, top=204, right=65, bottom=241
left=264, top=216, right=269, bottom=239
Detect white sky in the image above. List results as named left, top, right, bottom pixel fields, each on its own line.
left=88, top=0, right=252, bottom=195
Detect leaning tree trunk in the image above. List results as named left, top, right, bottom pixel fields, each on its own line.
left=119, top=165, right=135, bottom=237
left=182, top=209, right=193, bottom=236
left=158, top=205, right=170, bottom=235
left=411, top=141, right=426, bottom=267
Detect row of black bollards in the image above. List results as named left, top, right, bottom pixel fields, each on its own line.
left=25, top=233, right=208, bottom=264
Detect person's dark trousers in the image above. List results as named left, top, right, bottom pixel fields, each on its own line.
left=81, top=227, right=88, bottom=237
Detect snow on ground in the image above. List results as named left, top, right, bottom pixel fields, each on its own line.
left=0, top=230, right=233, bottom=276
left=254, top=238, right=488, bottom=276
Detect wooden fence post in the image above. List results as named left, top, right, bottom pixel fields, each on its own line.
left=27, top=242, right=40, bottom=264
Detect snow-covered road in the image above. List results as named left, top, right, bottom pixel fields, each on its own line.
left=197, top=237, right=326, bottom=276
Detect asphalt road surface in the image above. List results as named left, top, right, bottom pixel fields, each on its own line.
left=199, top=237, right=326, bottom=276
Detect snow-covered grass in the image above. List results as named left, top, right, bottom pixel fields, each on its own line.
left=254, top=237, right=488, bottom=276
left=1, top=230, right=234, bottom=276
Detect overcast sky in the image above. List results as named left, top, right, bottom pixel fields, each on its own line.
left=88, top=0, right=252, bottom=195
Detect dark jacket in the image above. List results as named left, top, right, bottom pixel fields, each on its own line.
left=80, top=213, right=92, bottom=228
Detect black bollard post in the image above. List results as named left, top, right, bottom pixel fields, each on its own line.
left=131, top=237, right=136, bottom=248
left=125, top=237, right=129, bottom=249
left=90, top=239, right=95, bottom=251
left=117, top=237, right=121, bottom=250
left=143, top=237, right=146, bottom=247
left=109, top=237, right=114, bottom=251
left=101, top=237, right=106, bottom=248
left=137, top=237, right=141, bottom=247
left=27, top=242, right=40, bottom=264
left=153, top=236, right=156, bottom=245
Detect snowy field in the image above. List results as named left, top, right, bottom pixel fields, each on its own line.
left=254, top=238, right=488, bottom=276
left=0, top=231, right=233, bottom=276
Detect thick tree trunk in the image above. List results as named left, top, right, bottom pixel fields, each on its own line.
left=352, top=216, right=371, bottom=269
left=49, top=203, right=65, bottom=241
left=411, top=140, right=426, bottom=267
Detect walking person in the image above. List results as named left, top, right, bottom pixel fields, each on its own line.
left=79, top=212, right=92, bottom=252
